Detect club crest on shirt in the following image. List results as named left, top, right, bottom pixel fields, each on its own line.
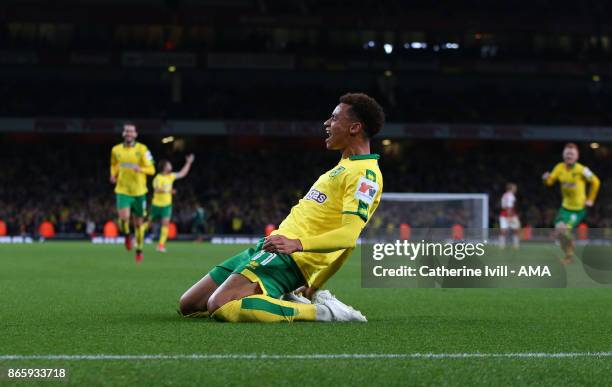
left=329, top=166, right=346, bottom=178
left=354, top=177, right=379, bottom=205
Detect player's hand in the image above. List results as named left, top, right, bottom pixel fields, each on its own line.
left=542, top=172, right=550, bottom=180
left=109, top=175, right=116, bottom=184
left=131, top=164, right=141, bottom=172
left=186, top=154, right=195, bottom=164
left=295, top=285, right=318, bottom=300
left=262, top=235, right=303, bottom=254
left=585, top=200, right=594, bottom=207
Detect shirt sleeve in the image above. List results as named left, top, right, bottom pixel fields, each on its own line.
left=341, top=168, right=381, bottom=222
left=110, top=148, right=118, bottom=177
left=140, top=146, right=155, bottom=176
left=299, top=213, right=364, bottom=253
left=583, top=167, right=601, bottom=202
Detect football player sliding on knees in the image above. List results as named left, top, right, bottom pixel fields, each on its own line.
left=178, top=93, right=385, bottom=322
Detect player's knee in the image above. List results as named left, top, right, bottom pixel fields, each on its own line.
left=206, top=296, right=221, bottom=314
left=178, top=293, right=194, bottom=316
left=178, top=292, right=206, bottom=316
left=206, top=293, right=231, bottom=314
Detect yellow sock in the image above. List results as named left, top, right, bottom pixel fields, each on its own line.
left=211, top=295, right=316, bottom=323
left=136, top=223, right=145, bottom=250
left=119, top=219, right=130, bottom=235
left=160, top=225, right=169, bottom=245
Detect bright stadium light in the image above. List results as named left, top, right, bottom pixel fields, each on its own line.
left=382, top=139, right=392, bottom=146
left=592, top=74, right=601, bottom=82
left=367, top=40, right=376, bottom=48
left=590, top=142, right=600, bottom=149
left=384, top=70, right=393, bottom=77
left=162, top=136, right=175, bottom=144
left=384, top=43, right=393, bottom=54
left=410, top=42, right=427, bottom=49
left=444, top=42, right=460, bottom=49
left=168, top=65, right=177, bottom=73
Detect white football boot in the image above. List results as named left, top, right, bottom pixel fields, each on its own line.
left=313, top=290, right=367, bottom=322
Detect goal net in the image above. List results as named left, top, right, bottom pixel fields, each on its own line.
left=365, top=193, right=489, bottom=241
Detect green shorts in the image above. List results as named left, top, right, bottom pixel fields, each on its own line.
left=150, top=204, right=172, bottom=220
left=554, top=207, right=586, bottom=229
left=116, top=194, right=147, bottom=218
left=209, top=238, right=305, bottom=299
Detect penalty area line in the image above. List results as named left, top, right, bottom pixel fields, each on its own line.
left=1, top=352, right=612, bottom=361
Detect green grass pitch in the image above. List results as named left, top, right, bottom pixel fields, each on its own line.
left=1, top=242, right=611, bottom=386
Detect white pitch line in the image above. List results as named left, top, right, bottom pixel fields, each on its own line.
left=1, top=352, right=611, bottom=361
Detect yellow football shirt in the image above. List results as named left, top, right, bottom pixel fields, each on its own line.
left=152, top=173, right=177, bottom=207
left=545, top=162, right=600, bottom=211
left=273, top=154, right=383, bottom=287
left=110, top=142, right=155, bottom=196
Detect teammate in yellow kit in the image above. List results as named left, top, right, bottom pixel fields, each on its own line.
left=542, top=142, right=600, bottom=264
left=150, top=154, right=195, bottom=252
left=110, top=123, right=155, bottom=263
left=179, top=93, right=385, bottom=322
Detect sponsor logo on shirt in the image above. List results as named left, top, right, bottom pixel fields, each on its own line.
left=305, top=188, right=328, bottom=204
left=355, top=177, right=379, bottom=205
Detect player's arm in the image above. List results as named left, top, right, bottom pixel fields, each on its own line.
left=175, top=154, right=195, bottom=179
left=264, top=169, right=379, bottom=254
left=584, top=167, right=601, bottom=206
left=301, top=214, right=364, bottom=252
left=265, top=214, right=364, bottom=254
left=543, top=164, right=561, bottom=186
left=109, top=148, right=118, bottom=183
left=138, top=147, right=156, bottom=175
left=262, top=214, right=363, bottom=254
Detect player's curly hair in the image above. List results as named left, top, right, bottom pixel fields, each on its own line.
left=339, top=93, right=385, bottom=138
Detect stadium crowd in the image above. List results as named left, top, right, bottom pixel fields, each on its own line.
left=1, top=138, right=610, bottom=238
left=2, top=76, right=612, bottom=127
